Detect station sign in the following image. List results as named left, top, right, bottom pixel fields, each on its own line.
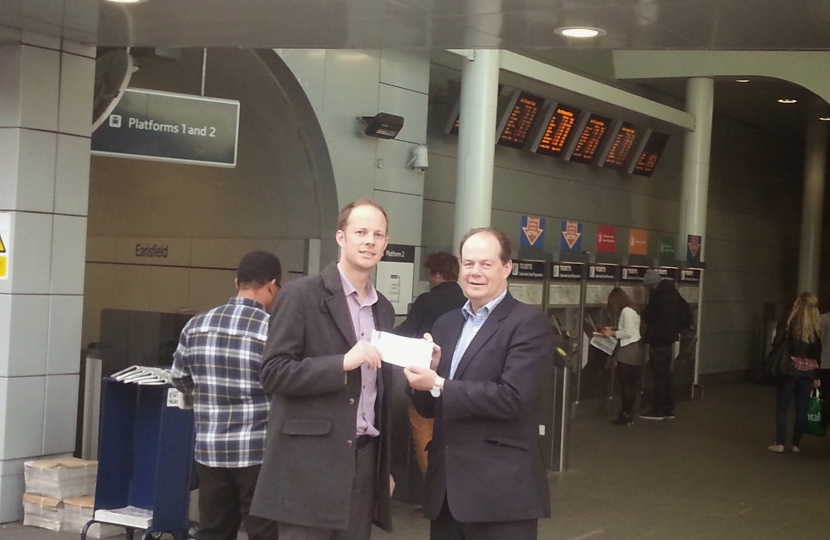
left=91, top=89, right=240, bottom=168
left=587, top=263, right=617, bottom=281
left=511, top=260, right=546, bottom=280
left=381, top=244, right=416, bottom=263
left=657, top=267, right=678, bottom=281
left=551, top=262, right=583, bottom=281
left=680, top=268, right=702, bottom=283
left=597, top=225, right=616, bottom=253
left=621, top=266, right=648, bottom=282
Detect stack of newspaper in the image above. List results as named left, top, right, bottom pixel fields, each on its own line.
left=24, top=458, right=98, bottom=500
left=22, top=458, right=98, bottom=532
left=94, top=506, right=153, bottom=529
left=64, top=496, right=121, bottom=538
left=22, top=494, right=63, bottom=531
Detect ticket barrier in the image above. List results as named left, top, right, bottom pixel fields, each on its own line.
left=577, top=263, right=618, bottom=418
left=508, top=260, right=567, bottom=470
left=543, top=262, right=584, bottom=472
left=677, top=267, right=703, bottom=398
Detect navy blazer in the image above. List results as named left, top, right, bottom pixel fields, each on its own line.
left=411, top=292, right=552, bottom=523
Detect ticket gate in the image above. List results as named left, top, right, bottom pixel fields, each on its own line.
left=677, top=267, right=703, bottom=398
left=544, top=262, right=584, bottom=472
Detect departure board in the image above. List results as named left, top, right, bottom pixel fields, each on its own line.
left=602, top=122, right=641, bottom=170
left=569, top=114, right=613, bottom=164
left=534, top=104, right=581, bottom=157
left=632, top=131, right=670, bottom=177
left=497, top=92, right=544, bottom=149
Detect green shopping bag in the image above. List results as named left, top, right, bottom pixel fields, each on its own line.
left=805, top=389, right=826, bottom=437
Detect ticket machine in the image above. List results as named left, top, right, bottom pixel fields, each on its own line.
left=677, top=267, right=703, bottom=398
left=577, top=263, right=618, bottom=417
left=508, top=259, right=547, bottom=310
left=619, top=266, right=648, bottom=309
left=544, top=262, right=584, bottom=471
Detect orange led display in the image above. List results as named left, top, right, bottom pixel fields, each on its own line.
left=498, top=92, right=544, bottom=149
left=569, top=114, right=612, bottom=164
left=535, top=104, right=581, bottom=157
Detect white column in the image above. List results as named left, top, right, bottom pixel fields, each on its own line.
left=678, top=78, right=714, bottom=394
left=0, top=35, right=94, bottom=522
left=678, top=78, right=714, bottom=259
left=453, top=50, right=500, bottom=252
left=797, top=96, right=828, bottom=295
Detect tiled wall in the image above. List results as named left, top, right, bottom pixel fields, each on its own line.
left=276, top=49, right=430, bottom=246
left=0, top=33, right=94, bottom=522
left=423, top=63, right=802, bottom=375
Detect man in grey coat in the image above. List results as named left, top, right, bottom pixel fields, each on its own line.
left=250, top=199, right=395, bottom=540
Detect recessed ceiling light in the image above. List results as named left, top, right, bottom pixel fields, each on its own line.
left=820, top=117, right=830, bottom=122
left=554, top=27, right=607, bottom=38
left=778, top=99, right=798, bottom=104
left=735, top=79, right=750, bottom=83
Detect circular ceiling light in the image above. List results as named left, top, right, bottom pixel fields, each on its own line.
left=735, top=79, right=750, bottom=83
left=778, top=99, right=798, bottom=104
left=555, top=27, right=607, bottom=38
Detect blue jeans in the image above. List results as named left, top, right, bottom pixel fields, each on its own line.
left=776, top=369, right=815, bottom=446
left=648, top=343, right=675, bottom=416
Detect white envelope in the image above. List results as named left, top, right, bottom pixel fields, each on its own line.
left=370, top=330, right=432, bottom=370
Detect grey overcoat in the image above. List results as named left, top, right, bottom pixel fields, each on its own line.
left=250, top=262, right=395, bottom=531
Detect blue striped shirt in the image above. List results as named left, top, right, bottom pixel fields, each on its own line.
left=448, top=289, right=508, bottom=379
left=171, top=296, right=270, bottom=468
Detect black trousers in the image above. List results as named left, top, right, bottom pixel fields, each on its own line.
left=648, top=343, right=675, bottom=416
left=430, top=497, right=537, bottom=540
left=196, top=463, right=279, bottom=540
left=616, top=361, right=641, bottom=418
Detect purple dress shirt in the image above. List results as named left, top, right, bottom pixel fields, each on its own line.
left=338, top=264, right=380, bottom=438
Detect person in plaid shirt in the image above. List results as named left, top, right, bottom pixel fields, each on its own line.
left=172, top=250, right=282, bottom=540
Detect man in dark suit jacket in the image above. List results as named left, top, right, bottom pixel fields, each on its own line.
left=405, top=228, right=552, bottom=540
left=251, top=200, right=396, bottom=540
left=396, top=251, right=467, bottom=340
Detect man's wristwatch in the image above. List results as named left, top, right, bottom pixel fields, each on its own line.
left=430, top=377, right=444, bottom=398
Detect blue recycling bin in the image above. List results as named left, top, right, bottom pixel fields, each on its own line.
left=82, top=378, right=195, bottom=540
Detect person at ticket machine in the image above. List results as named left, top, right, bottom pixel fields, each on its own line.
left=600, top=288, right=642, bottom=426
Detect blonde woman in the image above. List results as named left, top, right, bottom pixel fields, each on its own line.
left=769, top=292, right=822, bottom=453
left=601, top=288, right=642, bottom=426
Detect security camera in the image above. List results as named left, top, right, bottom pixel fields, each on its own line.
left=407, top=145, right=429, bottom=172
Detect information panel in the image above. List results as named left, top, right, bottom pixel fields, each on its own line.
left=497, top=92, right=544, bottom=149
left=91, top=88, right=240, bottom=167
left=632, top=131, right=670, bottom=177
left=602, top=122, right=641, bottom=170
left=533, top=104, right=582, bottom=157
left=569, top=114, right=613, bottom=164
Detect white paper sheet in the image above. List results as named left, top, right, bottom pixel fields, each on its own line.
left=371, top=330, right=432, bottom=370
left=590, top=333, right=618, bottom=356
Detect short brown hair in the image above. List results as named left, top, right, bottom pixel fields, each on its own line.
left=459, top=228, right=512, bottom=263
left=425, top=252, right=459, bottom=282
left=337, top=199, right=388, bottom=232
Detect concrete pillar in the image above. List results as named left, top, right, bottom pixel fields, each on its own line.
left=0, top=34, right=94, bottom=522
left=797, top=96, right=828, bottom=295
left=678, top=78, right=714, bottom=393
left=453, top=50, right=500, bottom=252
left=678, top=78, right=714, bottom=260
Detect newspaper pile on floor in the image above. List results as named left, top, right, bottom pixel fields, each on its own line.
left=22, top=457, right=117, bottom=536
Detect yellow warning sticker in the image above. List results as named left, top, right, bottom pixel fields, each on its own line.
left=0, top=256, right=6, bottom=279
left=0, top=233, right=5, bottom=253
